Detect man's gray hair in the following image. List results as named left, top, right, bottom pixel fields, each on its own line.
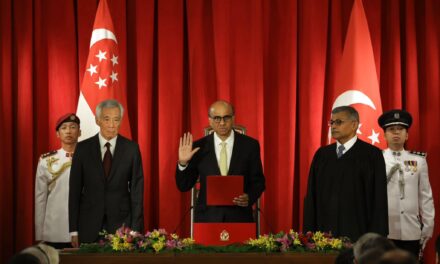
left=353, top=233, right=381, bottom=260
left=96, top=99, right=124, bottom=119
left=332, top=105, right=360, bottom=122
left=20, top=243, right=59, bottom=264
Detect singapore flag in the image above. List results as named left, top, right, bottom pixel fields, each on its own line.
left=76, top=0, right=131, bottom=140
left=328, top=0, right=385, bottom=149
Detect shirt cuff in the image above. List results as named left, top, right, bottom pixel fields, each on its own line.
left=178, top=161, right=188, bottom=170
left=70, top=231, right=78, bottom=237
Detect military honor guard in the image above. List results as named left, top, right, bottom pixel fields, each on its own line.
left=35, top=113, right=81, bottom=249
left=379, top=109, right=435, bottom=258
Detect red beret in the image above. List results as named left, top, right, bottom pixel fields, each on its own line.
left=55, top=113, right=80, bottom=131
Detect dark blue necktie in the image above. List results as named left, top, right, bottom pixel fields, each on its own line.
left=337, top=144, right=345, bottom=158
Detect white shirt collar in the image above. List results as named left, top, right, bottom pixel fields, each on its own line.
left=336, top=135, right=357, bottom=153
left=59, top=147, right=75, bottom=158
left=385, top=148, right=405, bottom=156
left=213, top=130, right=235, bottom=146
left=98, top=133, right=117, bottom=150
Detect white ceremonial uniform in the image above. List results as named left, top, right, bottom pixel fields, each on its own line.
left=383, top=148, right=435, bottom=241
left=35, top=148, right=72, bottom=243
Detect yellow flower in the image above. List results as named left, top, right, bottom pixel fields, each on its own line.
left=247, top=235, right=277, bottom=251
left=182, top=238, right=195, bottom=246
left=111, top=237, right=124, bottom=251
left=315, top=239, right=327, bottom=250
left=122, top=241, right=132, bottom=250
left=312, top=231, right=324, bottom=242
left=171, top=233, right=179, bottom=240
left=151, top=230, right=160, bottom=239
left=152, top=241, right=165, bottom=252
left=330, top=238, right=343, bottom=249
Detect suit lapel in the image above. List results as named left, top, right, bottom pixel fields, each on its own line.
left=92, top=134, right=107, bottom=183
left=107, top=135, right=127, bottom=182
left=228, top=132, right=241, bottom=175
left=204, top=134, right=221, bottom=175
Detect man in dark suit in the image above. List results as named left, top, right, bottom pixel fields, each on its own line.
left=176, top=100, right=265, bottom=222
left=69, top=99, right=144, bottom=247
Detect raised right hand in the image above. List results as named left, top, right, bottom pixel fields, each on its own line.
left=178, top=132, right=200, bottom=165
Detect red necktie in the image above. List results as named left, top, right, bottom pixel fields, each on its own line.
left=103, top=142, right=112, bottom=178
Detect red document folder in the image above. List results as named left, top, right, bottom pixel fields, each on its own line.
left=193, top=223, right=256, bottom=245
left=206, top=175, right=243, bottom=206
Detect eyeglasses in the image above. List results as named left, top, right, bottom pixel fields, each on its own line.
left=328, top=119, right=351, bottom=126
left=210, top=115, right=233, bottom=123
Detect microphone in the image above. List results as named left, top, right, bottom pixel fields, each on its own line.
left=172, top=205, right=194, bottom=234
left=255, top=206, right=276, bottom=235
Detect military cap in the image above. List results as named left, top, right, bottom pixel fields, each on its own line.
left=55, top=113, right=80, bottom=131
left=378, top=109, right=412, bottom=129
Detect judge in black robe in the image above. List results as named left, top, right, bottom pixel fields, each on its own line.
left=303, top=106, right=388, bottom=242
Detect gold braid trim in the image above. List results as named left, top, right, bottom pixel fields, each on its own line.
left=46, top=157, right=72, bottom=193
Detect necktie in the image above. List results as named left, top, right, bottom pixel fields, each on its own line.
left=337, top=144, right=345, bottom=158
left=219, top=142, right=228, bottom=176
left=66, top=152, right=74, bottom=158
left=103, top=142, right=112, bottom=178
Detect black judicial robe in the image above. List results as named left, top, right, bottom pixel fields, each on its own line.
left=303, top=139, right=388, bottom=242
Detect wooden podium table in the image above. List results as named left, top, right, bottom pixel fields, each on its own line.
left=60, top=252, right=337, bottom=264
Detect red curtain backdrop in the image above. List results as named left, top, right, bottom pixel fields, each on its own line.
left=0, top=0, right=439, bottom=262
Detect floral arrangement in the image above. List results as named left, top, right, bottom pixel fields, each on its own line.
left=80, top=225, right=194, bottom=253
left=246, top=230, right=351, bottom=253
left=79, top=226, right=350, bottom=254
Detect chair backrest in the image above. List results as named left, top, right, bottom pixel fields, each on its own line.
left=190, top=125, right=260, bottom=238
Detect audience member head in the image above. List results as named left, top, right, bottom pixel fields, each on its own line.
left=361, top=236, right=396, bottom=254
left=354, top=233, right=381, bottom=260
left=9, top=243, right=59, bottom=264
left=335, top=248, right=354, bottom=264
left=378, top=249, right=417, bottom=264
left=8, top=253, right=40, bottom=264
left=358, top=248, right=385, bottom=264
left=353, top=233, right=396, bottom=262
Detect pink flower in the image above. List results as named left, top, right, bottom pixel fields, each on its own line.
left=166, top=240, right=177, bottom=249
left=305, top=243, right=316, bottom=249
left=276, top=235, right=291, bottom=252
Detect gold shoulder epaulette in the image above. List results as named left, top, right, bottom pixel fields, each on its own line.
left=41, top=150, right=57, bottom=159
left=409, top=150, right=426, bottom=157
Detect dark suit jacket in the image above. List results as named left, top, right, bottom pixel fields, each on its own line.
left=175, top=132, right=265, bottom=222
left=69, top=134, right=144, bottom=243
